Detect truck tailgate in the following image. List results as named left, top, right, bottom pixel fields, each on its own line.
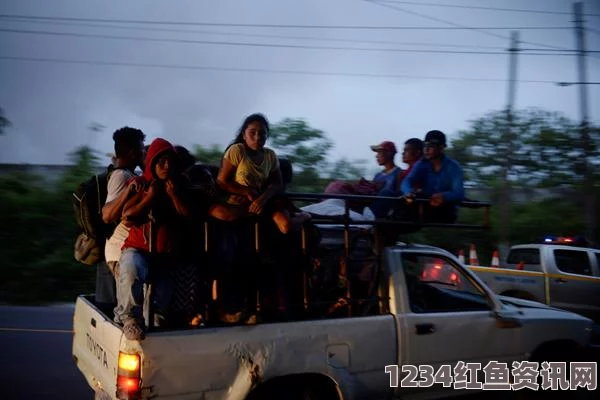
left=72, top=295, right=122, bottom=399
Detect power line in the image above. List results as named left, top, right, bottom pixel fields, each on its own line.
left=363, top=0, right=570, bottom=51
left=0, top=55, right=563, bottom=83
left=377, top=0, right=600, bottom=17
left=0, top=13, right=573, bottom=30
left=0, top=18, right=511, bottom=51
left=521, top=48, right=599, bottom=53
left=0, top=27, right=589, bottom=56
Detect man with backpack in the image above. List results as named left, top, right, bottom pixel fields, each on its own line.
left=73, top=128, right=144, bottom=314
left=100, top=127, right=146, bottom=309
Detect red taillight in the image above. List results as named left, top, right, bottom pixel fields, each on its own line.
left=117, top=352, right=141, bottom=400
left=450, top=273, right=457, bottom=281
left=118, top=376, right=140, bottom=391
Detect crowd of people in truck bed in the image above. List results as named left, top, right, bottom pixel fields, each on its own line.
left=88, top=113, right=465, bottom=340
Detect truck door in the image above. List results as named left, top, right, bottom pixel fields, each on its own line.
left=391, top=251, right=523, bottom=397
left=548, top=248, right=600, bottom=322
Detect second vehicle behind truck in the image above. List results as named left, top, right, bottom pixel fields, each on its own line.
left=468, top=241, right=600, bottom=323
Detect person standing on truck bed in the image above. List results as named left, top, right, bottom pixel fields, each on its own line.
left=99, top=127, right=146, bottom=316
left=116, top=138, right=192, bottom=340
left=173, top=145, right=217, bottom=326
left=400, top=130, right=464, bottom=224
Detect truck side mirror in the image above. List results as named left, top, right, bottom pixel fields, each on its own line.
left=493, top=310, right=522, bottom=329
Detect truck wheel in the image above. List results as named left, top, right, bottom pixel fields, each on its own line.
left=247, top=377, right=339, bottom=400
left=531, top=342, right=581, bottom=364
left=527, top=341, right=585, bottom=399
left=258, top=385, right=329, bottom=400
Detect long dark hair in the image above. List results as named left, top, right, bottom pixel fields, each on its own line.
left=225, top=113, right=270, bottom=152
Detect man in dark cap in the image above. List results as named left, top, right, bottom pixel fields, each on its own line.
left=400, top=130, right=464, bottom=223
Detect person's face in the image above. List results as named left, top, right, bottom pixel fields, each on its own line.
left=375, top=150, right=392, bottom=165
left=243, top=121, right=267, bottom=151
left=402, top=144, right=421, bottom=165
left=424, top=142, right=444, bottom=160
left=154, top=153, right=173, bottom=180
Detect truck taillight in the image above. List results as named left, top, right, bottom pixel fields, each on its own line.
left=119, top=353, right=140, bottom=372
left=117, top=352, right=141, bottom=400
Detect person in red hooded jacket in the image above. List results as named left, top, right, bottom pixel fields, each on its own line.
left=114, top=137, right=191, bottom=341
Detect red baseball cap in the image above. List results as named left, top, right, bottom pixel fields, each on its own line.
left=370, top=141, right=397, bottom=154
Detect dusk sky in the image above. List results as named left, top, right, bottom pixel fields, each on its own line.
left=0, top=0, right=598, bottom=174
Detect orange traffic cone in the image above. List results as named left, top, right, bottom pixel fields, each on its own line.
left=469, top=244, right=479, bottom=266
left=490, top=250, right=500, bottom=268
left=457, top=249, right=465, bottom=264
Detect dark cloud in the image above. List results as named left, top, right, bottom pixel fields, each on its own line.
left=0, top=0, right=598, bottom=171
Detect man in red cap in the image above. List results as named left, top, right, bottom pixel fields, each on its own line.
left=366, top=141, right=401, bottom=193
left=353, top=140, right=403, bottom=217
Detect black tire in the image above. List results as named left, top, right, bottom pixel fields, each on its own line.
left=247, top=376, right=338, bottom=400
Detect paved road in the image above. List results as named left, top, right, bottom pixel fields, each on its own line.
left=0, top=305, right=596, bottom=400
left=0, top=304, right=93, bottom=400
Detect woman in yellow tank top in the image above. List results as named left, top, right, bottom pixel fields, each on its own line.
left=208, top=113, right=291, bottom=234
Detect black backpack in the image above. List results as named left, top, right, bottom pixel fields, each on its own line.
left=72, top=165, right=122, bottom=265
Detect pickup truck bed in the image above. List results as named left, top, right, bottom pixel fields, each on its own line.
left=74, top=295, right=396, bottom=400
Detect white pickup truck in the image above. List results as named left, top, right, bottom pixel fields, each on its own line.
left=73, top=218, right=599, bottom=400
left=468, top=242, right=600, bottom=323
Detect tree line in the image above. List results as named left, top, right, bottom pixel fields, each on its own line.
left=0, top=108, right=598, bottom=303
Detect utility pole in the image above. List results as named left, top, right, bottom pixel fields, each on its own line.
left=499, top=30, right=519, bottom=260
left=573, top=2, right=595, bottom=244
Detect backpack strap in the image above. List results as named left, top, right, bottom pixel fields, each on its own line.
left=95, top=174, right=102, bottom=216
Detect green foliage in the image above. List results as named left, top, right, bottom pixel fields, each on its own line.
left=194, top=144, right=224, bottom=166
left=449, top=108, right=597, bottom=189
left=270, top=118, right=333, bottom=173
left=327, top=157, right=368, bottom=180
left=0, top=149, right=100, bottom=304
left=267, top=118, right=368, bottom=193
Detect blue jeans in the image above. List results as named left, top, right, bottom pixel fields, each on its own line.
left=113, top=248, right=173, bottom=325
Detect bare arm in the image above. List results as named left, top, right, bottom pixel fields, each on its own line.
left=102, top=184, right=132, bottom=223
left=248, top=168, right=283, bottom=215
left=122, top=182, right=156, bottom=221
left=216, top=158, right=254, bottom=197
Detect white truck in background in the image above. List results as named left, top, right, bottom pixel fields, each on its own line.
left=467, top=240, right=600, bottom=323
